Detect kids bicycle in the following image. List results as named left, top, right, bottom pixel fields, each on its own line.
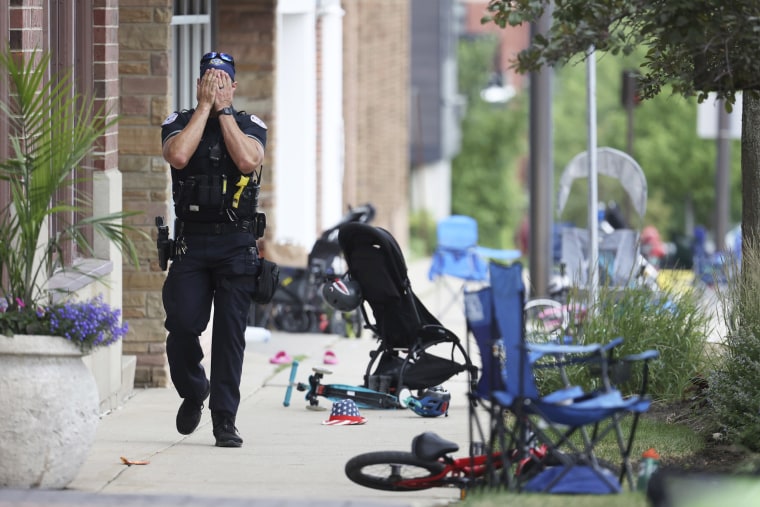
left=283, top=362, right=400, bottom=410
left=344, top=431, right=550, bottom=498
left=282, top=362, right=455, bottom=418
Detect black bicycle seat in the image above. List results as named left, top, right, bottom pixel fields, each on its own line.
left=412, top=432, right=459, bottom=461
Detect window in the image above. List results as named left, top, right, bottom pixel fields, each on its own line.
left=171, top=0, right=212, bottom=111
left=46, top=0, right=95, bottom=266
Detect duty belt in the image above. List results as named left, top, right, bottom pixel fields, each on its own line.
left=180, top=220, right=253, bottom=235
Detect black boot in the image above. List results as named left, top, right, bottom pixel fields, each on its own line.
left=212, top=412, right=243, bottom=448
left=175, top=383, right=210, bottom=435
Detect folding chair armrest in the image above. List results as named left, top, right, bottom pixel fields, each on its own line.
left=543, top=385, right=586, bottom=404
left=621, top=349, right=659, bottom=362
left=601, top=337, right=625, bottom=352
left=526, top=337, right=625, bottom=357
left=474, top=246, right=521, bottom=262
left=525, top=342, right=604, bottom=357
left=618, top=349, right=659, bottom=396
left=528, top=341, right=613, bottom=392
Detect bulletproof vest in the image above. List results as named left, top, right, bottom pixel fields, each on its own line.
left=171, top=115, right=259, bottom=223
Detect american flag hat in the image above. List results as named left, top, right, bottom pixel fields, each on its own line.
left=322, top=399, right=367, bottom=426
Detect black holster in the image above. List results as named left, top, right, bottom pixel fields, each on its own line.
left=155, top=216, right=175, bottom=271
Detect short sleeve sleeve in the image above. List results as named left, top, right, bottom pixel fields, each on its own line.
left=161, top=111, right=190, bottom=145
left=236, top=113, right=268, bottom=149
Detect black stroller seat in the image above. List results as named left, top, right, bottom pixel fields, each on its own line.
left=337, top=222, right=477, bottom=394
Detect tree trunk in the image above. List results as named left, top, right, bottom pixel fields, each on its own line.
left=741, top=93, right=760, bottom=263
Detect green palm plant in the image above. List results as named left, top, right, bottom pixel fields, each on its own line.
left=0, top=48, right=142, bottom=326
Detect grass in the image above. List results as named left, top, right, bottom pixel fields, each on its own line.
left=462, top=491, right=648, bottom=507
left=601, top=410, right=703, bottom=463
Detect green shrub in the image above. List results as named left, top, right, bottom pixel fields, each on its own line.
left=708, top=242, right=760, bottom=450
left=534, top=274, right=711, bottom=402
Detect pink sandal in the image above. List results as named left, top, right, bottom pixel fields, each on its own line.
left=269, top=350, right=293, bottom=365
left=323, top=350, right=338, bottom=365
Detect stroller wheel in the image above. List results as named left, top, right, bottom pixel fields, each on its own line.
left=273, top=308, right=315, bottom=333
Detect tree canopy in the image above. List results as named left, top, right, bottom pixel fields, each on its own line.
left=486, top=0, right=760, bottom=107
left=484, top=0, right=760, bottom=256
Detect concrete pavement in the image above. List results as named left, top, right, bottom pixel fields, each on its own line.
left=65, top=331, right=474, bottom=507
left=0, top=258, right=478, bottom=507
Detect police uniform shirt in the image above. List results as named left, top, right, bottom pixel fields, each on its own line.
left=161, top=109, right=267, bottom=155
left=161, top=109, right=268, bottom=222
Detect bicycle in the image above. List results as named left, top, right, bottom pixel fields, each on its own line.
left=345, top=432, right=500, bottom=497
left=344, top=431, right=550, bottom=498
left=283, top=362, right=400, bottom=410
left=345, top=430, right=628, bottom=497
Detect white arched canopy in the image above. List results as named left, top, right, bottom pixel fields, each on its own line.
left=557, top=147, right=648, bottom=219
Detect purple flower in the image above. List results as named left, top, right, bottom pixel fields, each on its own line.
left=1, top=295, right=127, bottom=350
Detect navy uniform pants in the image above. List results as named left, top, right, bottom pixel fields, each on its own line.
left=162, top=230, right=260, bottom=418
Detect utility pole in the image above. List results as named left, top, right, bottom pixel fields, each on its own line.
left=528, top=4, right=554, bottom=297
left=621, top=69, right=640, bottom=155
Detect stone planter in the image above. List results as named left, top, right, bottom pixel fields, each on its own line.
left=0, top=335, right=99, bottom=489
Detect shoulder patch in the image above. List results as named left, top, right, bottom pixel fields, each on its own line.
left=162, top=112, right=179, bottom=126
left=250, top=114, right=268, bottom=130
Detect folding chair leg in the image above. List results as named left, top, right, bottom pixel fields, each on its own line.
left=433, top=277, right=466, bottom=318
left=619, top=412, right=643, bottom=489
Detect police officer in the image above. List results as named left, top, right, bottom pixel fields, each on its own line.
left=160, top=52, right=267, bottom=448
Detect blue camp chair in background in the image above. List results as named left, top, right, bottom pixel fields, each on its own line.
left=428, top=215, right=519, bottom=317
left=465, top=261, right=659, bottom=494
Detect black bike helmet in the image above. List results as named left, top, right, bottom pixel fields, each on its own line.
left=407, top=386, right=450, bottom=418
left=321, top=276, right=362, bottom=312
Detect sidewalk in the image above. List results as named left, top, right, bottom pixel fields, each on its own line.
left=1, top=258, right=476, bottom=507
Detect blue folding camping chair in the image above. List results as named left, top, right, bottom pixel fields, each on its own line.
left=465, top=261, right=659, bottom=494
left=428, top=215, right=519, bottom=317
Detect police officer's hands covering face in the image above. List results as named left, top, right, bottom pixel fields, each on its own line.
left=197, top=69, right=219, bottom=111
left=164, top=64, right=262, bottom=175
left=213, top=70, right=234, bottom=111
left=198, top=69, right=234, bottom=112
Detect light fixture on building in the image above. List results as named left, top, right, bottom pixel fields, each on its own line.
left=480, top=72, right=516, bottom=104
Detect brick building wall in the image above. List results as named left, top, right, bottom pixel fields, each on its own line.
left=343, top=0, right=410, bottom=249
left=7, top=1, right=43, bottom=57
left=119, top=0, right=173, bottom=387
left=94, top=1, right=121, bottom=175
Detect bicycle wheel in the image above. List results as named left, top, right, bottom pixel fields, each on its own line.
left=524, top=298, right=565, bottom=343
left=272, top=306, right=314, bottom=333
left=345, top=451, right=446, bottom=491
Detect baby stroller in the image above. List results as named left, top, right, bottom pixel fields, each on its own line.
left=250, top=204, right=375, bottom=335
left=337, top=222, right=477, bottom=396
